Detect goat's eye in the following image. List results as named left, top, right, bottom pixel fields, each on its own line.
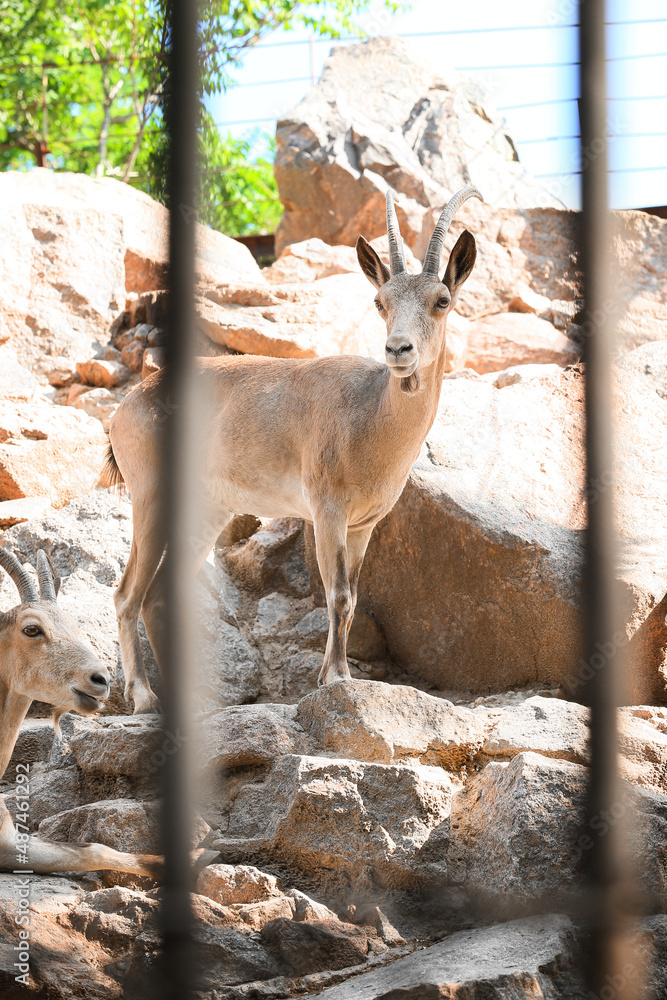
left=436, top=296, right=450, bottom=310
left=22, top=625, right=43, bottom=638
left=375, top=299, right=385, bottom=313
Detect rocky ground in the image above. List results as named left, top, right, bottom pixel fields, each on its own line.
left=2, top=498, right=667, bottom=997
left=1, top=36, right=667, bottom=998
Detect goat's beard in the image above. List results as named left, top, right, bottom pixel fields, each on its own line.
left=400, top=372, right=420, bottom=394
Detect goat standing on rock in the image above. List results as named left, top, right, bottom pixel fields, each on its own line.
left=0, top=547, right=161, bottom=875
left=105, top=187, right=483, bottom=714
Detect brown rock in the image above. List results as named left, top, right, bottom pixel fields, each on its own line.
left=0, top=495, right=52, bottom=529
left=195, top=864, right=283, bottom=905
left=0, top=346, right=42, bottom=400
left=265, top=238, right=360, bottom=284
left=76, top=358, right=129, bottom=389
left=224, top=517, right=311, bottom=598
left=480, top=696, right=667, bottom=796
left=482, top=696, right=589, bottom=765
left=490, top=362, right=563, bottom=388
left=0, top=169, right=261, bottom=380
left=617, top=339, right=667, bottom=400
left=287, top=889, right=339, bottom=923
left=101, top=177, right=261, bottom=293
left=353, top=905, right=406, bottom=946
left=218, top=513, right=262, bottom=547
left=465, top=312, right=579, bottom=373
left=72, top=386, right=122, bottom=431
left=264, top=235, right=420, bottom=285
left=428, top=201, right=667, bottom=350
left=196, top=272, right=383, bottom=360
left=220, top=754, right=452, bottom=890
left=69, top=716, right=164, bottom=778
left=25, top=768, right=82, bottom=828
left=199, top=703, right=308, bottom=771
left=309, top=914, right=577, bottom=999
left=45, top=358, right=79, bottom=388
left=345, top=365, right=667, bottom=699
left=39, top=798, right=161, bottom=854
left=120, top=339, right=145, bottom=374
left=232, top=897, right=296, bottom=930
left=141, top=346, right=164, bottom=379
left=67, top=382, right=93, bottom=406
left=0, top=399, right=107, bottom=502
left=275, top=38, right=558, bottom=256
left=297, top=679, right=485, bottom=768
left=449, top=751, right=667, bottom=908
left=619, top=710, right=667, bottom=797
left=0, top=172, right=126, bottom=370
left=507, top=283, right=552, bottom=315
left=261, top=917, right=368, bottom=976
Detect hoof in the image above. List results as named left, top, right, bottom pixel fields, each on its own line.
left=317, top=662, right=352, bottom=687
left=126, top=686, right=161, bottom=715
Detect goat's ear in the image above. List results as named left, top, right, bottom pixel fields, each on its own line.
left=356, top=235, right=390, bottom=289
left=442, top=230, right=476, bottom=302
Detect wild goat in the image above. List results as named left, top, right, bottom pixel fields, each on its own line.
left=105, top=186, right=482, bottom=714
left=0, top=546, right=162, bottom=875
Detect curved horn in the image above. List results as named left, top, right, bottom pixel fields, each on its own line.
left=36, top=549, right=57, bottom=602
left=0, top=547, right=38, bottom=604
left=422, top=186, right=484, bottom=276
left=386, top=190, right=407, bottom=276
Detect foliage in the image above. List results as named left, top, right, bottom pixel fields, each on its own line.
left=0, top=0, right=162, bottom=178
left=197, top=121, right=281, bottom=235
left=0, top=0, right=401, bottom=235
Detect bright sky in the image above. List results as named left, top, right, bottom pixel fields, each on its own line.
left=206, top=0, right=667, bottom=210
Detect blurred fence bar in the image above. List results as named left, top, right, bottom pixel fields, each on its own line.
left=159, top=0, right=201, bottom=997
left=579, top=1, right=638, bottom=996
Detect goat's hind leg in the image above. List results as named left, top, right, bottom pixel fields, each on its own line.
left=114, top=497, right=165, bottom=715
left=313, top=510, right=353, bottom=686
left=141, top=505, right=233, bottom=672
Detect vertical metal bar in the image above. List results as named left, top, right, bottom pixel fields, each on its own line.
left=159, top=0, right=200, bottom=997
left=579, top=3, right=637, bottom=997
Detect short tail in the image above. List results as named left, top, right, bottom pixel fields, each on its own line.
left=99, top=441, right=125, bottom=492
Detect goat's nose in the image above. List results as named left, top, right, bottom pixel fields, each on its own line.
left=90, top=672, right=109, bottom=689
left=385, top=341, right=414, bottom=359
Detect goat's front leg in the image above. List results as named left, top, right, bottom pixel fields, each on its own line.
left=313, top=511, right=353, bottom=686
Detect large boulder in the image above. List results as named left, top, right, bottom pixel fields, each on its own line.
left=616, top=339, right=667, bottom=399
left=0, top=174, right=125, bottom=371
left=297, top=679, right=484, bottom=768
left=275, top=45, right=667, bottom=353
left=195, top=272, right=383, bottom=360
left=275, top=37, right=559, bottom=256
left=0, top=399, right=107, bottom=503
left=217, top=754, right=453, bottom=891
left=311, top=914, right=579, bottom=1000
left=0, top=169, right=261, bottom=374
left=448, top=751, right=667, bottom=908
left=464, top=312, right=578, bottom=373
left=428, top=199, right=667, bottom=352
left=304, top=365, right=667, bottom=700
